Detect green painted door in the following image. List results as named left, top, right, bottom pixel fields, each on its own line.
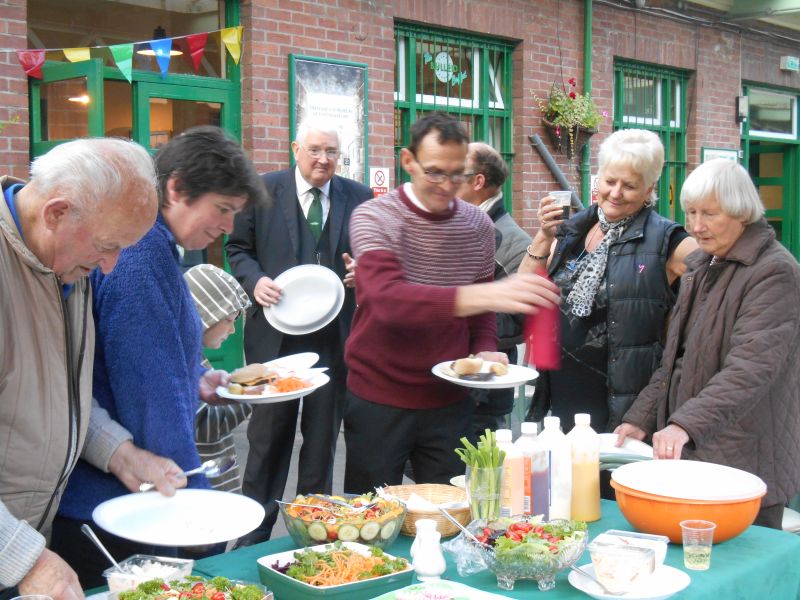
left=749, top=142, right=797, bottom=257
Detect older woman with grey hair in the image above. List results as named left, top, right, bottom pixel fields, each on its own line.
left=520, top=129, right=696, bottom=433
left=616, top=158, right=800, bottom=529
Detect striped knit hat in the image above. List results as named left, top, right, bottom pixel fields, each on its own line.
left=184, top=264, right=252, bottom=331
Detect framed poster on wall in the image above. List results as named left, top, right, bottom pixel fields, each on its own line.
left=289, top=54, right=368, bottom=184
left=701, top=147, right=739, bottom=163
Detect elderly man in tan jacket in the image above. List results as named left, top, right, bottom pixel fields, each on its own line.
left=0, top=139, right=189, bottom=600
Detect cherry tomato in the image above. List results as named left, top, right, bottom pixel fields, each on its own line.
left=161, top=583, right=171, bottom=591
left=211, top=593, right=226, bottom=600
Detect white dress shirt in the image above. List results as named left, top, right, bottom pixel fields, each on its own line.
left=295, top=168, right=331, bottom=226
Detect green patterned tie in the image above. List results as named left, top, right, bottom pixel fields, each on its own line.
left=307, top=187, right=323, bottom=242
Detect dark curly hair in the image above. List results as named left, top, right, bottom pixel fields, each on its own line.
left=407, top=112, right=469, bottom=156
left=155, top=125, right=268, bottom=209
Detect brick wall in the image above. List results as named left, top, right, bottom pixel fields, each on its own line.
left=2, top=0, right=799, bottom=233
left=0, top=2, right=29, bottom=179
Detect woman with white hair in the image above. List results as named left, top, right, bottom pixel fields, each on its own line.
left=520, top=129, right=697, bottom=433
left=616, top=158, right=800, bottom=529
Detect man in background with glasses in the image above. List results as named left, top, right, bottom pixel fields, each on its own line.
left=227, top=118, right=373, bottom=544
left=343, top=112, right=559, bottom=493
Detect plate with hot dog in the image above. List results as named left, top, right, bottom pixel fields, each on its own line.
left=432, top=356, right=539, bottom=389
left=216, top=353, right=330, bottom=403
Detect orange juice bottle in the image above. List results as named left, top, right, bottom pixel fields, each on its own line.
left=566, top=413, right=601, bottom=521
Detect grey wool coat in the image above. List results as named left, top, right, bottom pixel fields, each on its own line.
left=622, top=218, right=800, bottom=507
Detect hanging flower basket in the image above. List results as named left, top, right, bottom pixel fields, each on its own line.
left=542, top=118, right=597, bottom=161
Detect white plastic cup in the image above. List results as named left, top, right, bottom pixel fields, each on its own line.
left=680, top=519, right=716, bottom=570
left=548, top=190, right=573, bottom=220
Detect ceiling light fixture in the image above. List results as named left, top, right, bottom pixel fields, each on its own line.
left=136, top=25, right=183, bottom=57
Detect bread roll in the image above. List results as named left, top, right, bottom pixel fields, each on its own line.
left=452, top=356, right=483, bottom=376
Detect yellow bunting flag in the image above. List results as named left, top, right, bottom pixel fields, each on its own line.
left=221, top=26, right=243, bottom=64
left=63, top=48, right=91, bottom=63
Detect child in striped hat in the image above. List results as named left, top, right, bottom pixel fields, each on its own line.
left=185, top=264, right=252, bottom=493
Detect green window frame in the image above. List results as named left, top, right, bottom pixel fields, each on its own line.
left=613, top=60, right=689, bottom=223
left=394, top=22, right=515, bottom=210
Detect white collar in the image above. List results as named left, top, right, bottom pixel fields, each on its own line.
left=478, top=191, right=503, bottom=213
left=403, top=182, right=454, bottom=212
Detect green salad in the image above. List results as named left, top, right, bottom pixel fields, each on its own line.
left=475, top=517, right=587, bottom=566
left=117, top=575, right=263, bottom=600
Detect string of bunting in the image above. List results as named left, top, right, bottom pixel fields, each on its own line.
left=15, top=26, right=243, bottom=81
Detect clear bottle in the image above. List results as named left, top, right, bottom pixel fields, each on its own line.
left=537, top=416, right=572, bottom=520
left=514, top=422, right=549, bottom=519
left=566, top=413, right=601, bottom=522
left=496, top=429, right=525, bottom=517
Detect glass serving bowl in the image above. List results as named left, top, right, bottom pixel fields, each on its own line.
left=468, top=517, right=589, bottom=591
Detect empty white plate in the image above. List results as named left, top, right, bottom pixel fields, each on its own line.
left=568, top=563, right=690, bottom=600
left=93, top=489, right=265, bottom=546
left=265, top=265, right=345, bottom=335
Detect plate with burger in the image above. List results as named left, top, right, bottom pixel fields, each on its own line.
left=217, top=357, right=329, bottom=403
left=432, top=356, right=539, bottom=389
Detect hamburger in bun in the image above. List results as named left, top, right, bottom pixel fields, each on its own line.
left=228, top=363, right=277, bottom=395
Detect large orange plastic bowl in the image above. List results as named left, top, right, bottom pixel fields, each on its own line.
left=610, top=460, right=766, bottom=543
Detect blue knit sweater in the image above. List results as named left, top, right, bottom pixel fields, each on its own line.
left=58, top=216, right=209, bottom=521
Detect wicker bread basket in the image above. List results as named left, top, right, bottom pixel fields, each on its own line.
left=383, top=483, right=471, bottom=537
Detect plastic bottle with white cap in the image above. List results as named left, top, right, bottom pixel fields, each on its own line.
left=537, top=416, right=572, bottom=520
left=566, top=413, right=601, bottom=521
left=496, top=428, right=525, bottom=517
left=513, top=422, right=549, bottom=519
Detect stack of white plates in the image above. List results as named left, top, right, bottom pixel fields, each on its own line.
left=265, top=265, right=345, bottom=335
left=598, top=433, right=653, bottom=471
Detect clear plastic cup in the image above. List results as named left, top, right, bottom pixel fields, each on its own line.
left=548, top=190, right=573, bottom=220
left=680, top=519, right=716, bottom=570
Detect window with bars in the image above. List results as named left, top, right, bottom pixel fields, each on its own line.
left=613, top=61, right=690, bottom=223
left=394, top=23, right=515, bottom=208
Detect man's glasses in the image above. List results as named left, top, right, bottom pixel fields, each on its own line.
left=412, top=155, right=474, bottom=184
left=300, top=145, right=340, bottom=160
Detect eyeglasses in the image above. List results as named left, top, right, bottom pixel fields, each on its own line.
left=300, top=145, right=340, bottom=160
left=412, top=155, right=474, bottom=184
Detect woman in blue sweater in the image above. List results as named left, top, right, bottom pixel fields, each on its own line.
left=52, top=127, right=266, bottom=588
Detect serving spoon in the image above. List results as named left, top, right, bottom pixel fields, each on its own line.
left=437, top=507, right=491, bottom=549
left=569, top=564, right=625, bottom=596
left=81, top=523, right=124, bottom=572
left=138, top=456, right=237, bottom=492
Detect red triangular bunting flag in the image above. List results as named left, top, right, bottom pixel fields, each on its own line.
left=16, top=50, right=46, bottom=79
left=183, top=32, right=208, bottom=73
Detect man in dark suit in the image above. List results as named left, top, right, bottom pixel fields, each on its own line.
left=226, top=119, right=373, bottom=542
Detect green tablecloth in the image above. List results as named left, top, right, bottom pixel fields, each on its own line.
left=190, top=500, right=800, bottom=599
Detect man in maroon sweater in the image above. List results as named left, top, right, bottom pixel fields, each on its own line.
left=343, top=112, right=560, bottom=493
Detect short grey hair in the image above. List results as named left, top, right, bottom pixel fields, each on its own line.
left=680, top=158, right=764, bottom=224
left=295, top=117, right=341, bottom=149
left=29, top=138, right=156, bottom=219
left=597, top=129, right=665, bottom=205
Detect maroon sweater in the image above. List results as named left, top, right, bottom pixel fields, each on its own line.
left=345, top=185, right=497, bottom=409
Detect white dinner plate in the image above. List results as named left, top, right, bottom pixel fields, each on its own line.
left=267, top=351, right=319, bottom=371
left=599, top=433, right=654, bottom=459
left=93, top=489, right=265, bottom=546
left=450, top=475, right=466, bottom=489
left=216, top=371, right=329, bottom=404
left=432, top=361, right=538, bottom=389
left=568, top=563, right=690, bottom=600
left=265, top=265, right=345, bottom=335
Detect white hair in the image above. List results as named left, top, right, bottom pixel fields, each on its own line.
left=295, top=117, right=341, bottom=149
left=598, top=129, right=665, bottom=205
left=29, top=138, right=156, bottom=218
left=681, top=158, right=764, bottom=224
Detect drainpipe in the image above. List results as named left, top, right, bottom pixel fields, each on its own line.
left=581, top=0, right=593, bottom=205
left=529, top=134, right=585, bottom=210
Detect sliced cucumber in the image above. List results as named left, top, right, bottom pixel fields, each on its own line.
left=338, top=524, right=360, bottom=542
left=380, top=520, right=397, bottom=540
left=359, top=520, right=380, bottom=541
left=307, top=520, right=328, bottom=542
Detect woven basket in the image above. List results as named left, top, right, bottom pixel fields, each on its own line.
left=383, top=483, right=471, bottom=538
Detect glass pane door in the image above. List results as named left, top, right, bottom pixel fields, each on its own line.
left=30, top=59, right=104, bottom=157
left=749, top=142, right=795, bottom=255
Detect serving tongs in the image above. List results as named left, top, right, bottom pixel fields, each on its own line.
left=437, top=507, right=492, bottom=550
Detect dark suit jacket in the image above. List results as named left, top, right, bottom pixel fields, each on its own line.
left=226, top=168, right=373, bottom=362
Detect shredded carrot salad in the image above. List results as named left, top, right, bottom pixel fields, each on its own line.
left=274, top=543, right=409, bottom=587
left=268, top=374, right=311, bottom=393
